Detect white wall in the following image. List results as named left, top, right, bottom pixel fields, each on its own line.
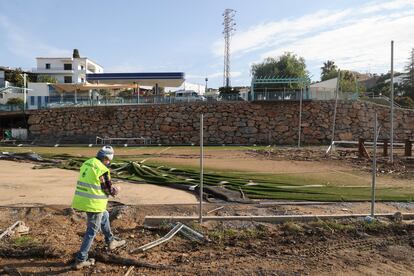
left=27, top=82, right=51, bottom=109
left=0, top=90, right=24, bottom=105
left=0, top=71, right=5, bottom=87
left=309, top=77, right=338, bottom=100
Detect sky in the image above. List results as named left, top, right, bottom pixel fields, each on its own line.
left=0, top=0, right=414, bottom=89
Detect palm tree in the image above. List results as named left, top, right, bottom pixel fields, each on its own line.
left=321, top=60, right=338, bottom=81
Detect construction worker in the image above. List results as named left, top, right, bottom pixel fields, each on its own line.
left=72, top=145, right=126, bottom=269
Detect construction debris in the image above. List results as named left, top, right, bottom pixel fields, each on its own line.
left=124, top=266, right=134, bottom=276
left=131, top=222, right=205, bottom=253
left=0, top=221, right=29, bottom=240
left=0, top=152, right=46, bottom=162
left=207, top=206, right=224, bottom=214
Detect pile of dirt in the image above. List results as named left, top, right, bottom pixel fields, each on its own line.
left=0, top=205, right=413, bottom=275
left=248, top=147, right=414, bottom=177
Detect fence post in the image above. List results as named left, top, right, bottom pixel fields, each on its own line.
left=358, top=138, right=365, bottom=158
left=383, top=139, right=389, bottom=157
left=405, top=139, right=412, bottom=157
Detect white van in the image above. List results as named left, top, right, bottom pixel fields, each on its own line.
left=174, top=90, right=206, bottom=102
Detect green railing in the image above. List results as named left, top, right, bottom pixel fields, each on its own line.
left=0, top=104, right=24, bottom=112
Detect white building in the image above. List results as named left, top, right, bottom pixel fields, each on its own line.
left=27, top=52, right=104, bottom=109
left=309, top=77, right=338, bottom=100
left=32, top=56, right=103, bottom=84
left=0, top=68, right=25, bottom=105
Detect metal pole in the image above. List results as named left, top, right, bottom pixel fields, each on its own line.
left=330, top=70, right=341, bottom=149
left=23, top=73, right=27, bottom=111
left=298, top=87, right=303, bottom=147
left=355, top=73, right=358, bottom=95
left=205, top=77, right=208, bottom=94
left=390, top=40, right=394, bottom=163
left=371, top=113, right=378, bottom=217
left=251, top=79, right=255, bottom=101
left=199, top=113, right=204, bottom=224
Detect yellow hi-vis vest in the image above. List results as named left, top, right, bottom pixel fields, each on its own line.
left=71, top=157, right=110, bottom=213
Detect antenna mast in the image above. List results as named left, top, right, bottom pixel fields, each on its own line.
left=222, top=9, right=236, bottom=88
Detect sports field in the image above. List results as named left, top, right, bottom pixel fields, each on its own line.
left=1, top=145, right=413, bottom=202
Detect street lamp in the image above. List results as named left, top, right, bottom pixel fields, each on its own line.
left=205, top=77, right=208, bottom=93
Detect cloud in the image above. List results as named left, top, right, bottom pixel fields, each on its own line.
left=261, top=11, right=414, bottom=73
left=212, top=0, right=414, bottom=79
left=359, top=0, right=414, bottom=14
left=0, top=15, right=70, bottom=61
left=212, top=9, right=352, bottom=57
left=187, top=71, right=242, bottom=79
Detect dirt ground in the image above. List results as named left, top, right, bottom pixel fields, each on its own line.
left=0, top=146, right=413, bottom=275
left=0, top=204, right=413, bottom=275
left=0, top=160, right=197, bottom=206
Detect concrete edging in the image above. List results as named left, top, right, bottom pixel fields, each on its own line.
left=144, top=213, right=414, bottom=227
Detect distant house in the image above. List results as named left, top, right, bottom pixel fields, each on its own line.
left=28, top=51, right=104, bottom=109
left=205, top=88, right=219, bottom=100
left=309, top=78, right=338, bottom=100
left=32, top=55, right=103, bottom=84
left=384, top=73, right=407, bottom=86
left=0, top=67, right=26, bottom=105
left=0, top=69, right=5, bottom=88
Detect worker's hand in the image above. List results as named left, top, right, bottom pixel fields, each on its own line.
left=110, top=186, right=120, bottom=197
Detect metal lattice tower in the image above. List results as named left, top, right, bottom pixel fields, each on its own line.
left=222, top=9, right=236, bottom=88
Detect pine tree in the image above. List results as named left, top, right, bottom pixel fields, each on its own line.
left=402, top=48, right=414, bottom=99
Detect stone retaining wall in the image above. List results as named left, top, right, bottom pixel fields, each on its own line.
left=27, top=101, right=414, bottom=145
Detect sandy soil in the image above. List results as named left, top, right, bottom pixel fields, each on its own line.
left=0, top=160, right=197, bottom=206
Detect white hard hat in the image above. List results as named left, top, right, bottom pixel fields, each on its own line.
left=97, top=145, right=114, bottom=161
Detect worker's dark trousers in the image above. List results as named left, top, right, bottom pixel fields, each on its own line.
left=76, top=210, right=114, bottom=262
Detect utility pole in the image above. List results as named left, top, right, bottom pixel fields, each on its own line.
left=390, top=41, right=394, bottom=163
left=298, top=87, right=303, bottom=147
left=23, top=73, right=27, bottom=111
left=371, top=113, right=378, bottom=217
left=199, top=113, right=204, bottom=224
left=411, top=48, right=414, bottom=88
left=222, top=9, right=236, bottom=88
left=330, top=70, right=341, bottom=150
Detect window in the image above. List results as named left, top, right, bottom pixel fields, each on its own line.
left=80, top=65, right=84, bottom=70
left=45, top=63, right=50, bottom=69
left=64, top=63, right=72, bottom=70
left=64, top=76, right=72, bottom=83
left=30, top=96, right=35, bottom=105
left=45, top=96, right=49, bottom=104
left=81, top=78, right=84, bottom=83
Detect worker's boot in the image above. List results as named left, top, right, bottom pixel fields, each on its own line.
left=74, top=258, right=95, bottom=270
left=109, top=238, right=126, bottom=250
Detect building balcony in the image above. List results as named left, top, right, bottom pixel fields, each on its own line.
left=77, top=69, right=96, bottom=74
left=32, top=68, right=74, bottom=74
